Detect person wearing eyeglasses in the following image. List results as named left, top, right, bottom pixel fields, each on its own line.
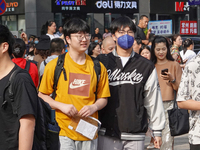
left=38, top=18, right=110, bottom=150
left=97, top=16, right=165, bottom=150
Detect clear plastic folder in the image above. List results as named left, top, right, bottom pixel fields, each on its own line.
left=68, top=115, right=101, bottom=140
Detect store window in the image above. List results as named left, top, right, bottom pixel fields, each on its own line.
left=18, top=15, right=25, bottom=32
left=2, top=15, right=17, bottom=31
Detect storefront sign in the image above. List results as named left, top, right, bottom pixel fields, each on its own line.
left=150, top=0, right=189, bottom=14
left=0, top=0, right=6, bottom=15
left=96, top=1, right=137, bottom=9
left=180, top=21, right=197, bottom=35
left=188, top=0, right=200, bottom=5
left=4, top=0, right=24, bottom=14
left=52, top=0, right=139, bottom=13
left=148, top=20, right=172, bottom=35
left=175, top=2, right=189, bottom=11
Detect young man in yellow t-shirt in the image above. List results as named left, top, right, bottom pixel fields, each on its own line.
left=38, top=18, right=110, bottom=150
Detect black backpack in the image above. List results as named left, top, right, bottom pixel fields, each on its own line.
left=2, top=67, right=60, bottom=150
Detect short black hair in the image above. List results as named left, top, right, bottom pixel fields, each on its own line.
left=88, top=42, right=100, bottom=56
left=28, top=42, right=35, bottom=48
left=50, top=38, right=65, bottom=54
left=139, top=15, right=148, bottom=20
left=63, top=18, right=90, bottom=42
left=134, top=37, right=142, bottom=45
left=13, top=38, right=26, bottom=58
left=151, top=36, right=174, bottom=64
left=110, top=16, right=136, bottom=34
left=0, top=25, right=15, bottom=56
left=139, top=45, right=151, bottom=55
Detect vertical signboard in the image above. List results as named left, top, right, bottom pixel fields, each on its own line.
left=148, top=20, right=172, bottom=35
left=180, top=21, right=197, bottom=35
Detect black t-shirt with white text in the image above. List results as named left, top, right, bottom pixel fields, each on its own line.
left=0, top=65, right=37, bottom=149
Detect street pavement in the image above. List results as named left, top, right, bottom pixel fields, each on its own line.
left=144, top=134, right=189, bottom=150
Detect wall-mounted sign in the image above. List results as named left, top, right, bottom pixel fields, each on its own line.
left=3, top=0, right=24, bottom=14
left=0, top=0, right=6, bottom=15
left=150, top=0, right=189, bottom=14
left=148, top=20, right=172, bottom=35
left=180, top=21, right=197, bottom=35
left=175, top=1, right=189, bottom=11
left=52, top=0, right=139, bottom=13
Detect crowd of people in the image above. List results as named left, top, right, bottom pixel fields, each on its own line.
left=0, top=14, right=199, bottom=150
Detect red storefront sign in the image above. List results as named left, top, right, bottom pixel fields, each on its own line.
left=180, top=21, right=198, bottom=35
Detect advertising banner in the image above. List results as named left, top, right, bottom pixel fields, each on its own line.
left=148, top=20, right=172, bottom=35
left=180, top=21, right=198, bottom=35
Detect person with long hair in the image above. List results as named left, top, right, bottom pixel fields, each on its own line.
left=151, top=36, right=182, bottom=150
left=139, top=45, right=151, bottom=60
left=88, top=42, right=101, bottom=58
left=41, top=20, right=60, bottom=40
left=180, top=38, right=196, bottom=64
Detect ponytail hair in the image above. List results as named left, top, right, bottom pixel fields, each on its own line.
left=13, top=38, right=26, bottom=58
left=41, top=20, right=55, bottom=35
left=183, top=38, right=194, bottom=54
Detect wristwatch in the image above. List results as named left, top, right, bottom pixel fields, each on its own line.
left=169, top=79, right=176, bottom=83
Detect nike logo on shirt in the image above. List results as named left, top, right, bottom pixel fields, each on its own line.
left=69, top=79, right=88, bottom=89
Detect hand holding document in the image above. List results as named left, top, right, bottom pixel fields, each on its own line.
left=68, top=115, right=101, bottom=140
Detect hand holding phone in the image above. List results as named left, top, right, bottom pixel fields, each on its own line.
left=161, top=68, right=168, bottom=75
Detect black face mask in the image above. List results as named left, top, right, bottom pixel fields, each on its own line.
left=28, top=50, right=34, bottom=56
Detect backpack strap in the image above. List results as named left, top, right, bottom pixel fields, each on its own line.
left=52, top=53, right=67, bottom=99
left=90, top=56, right=101, bottom=100
left=43, top=60, right=47, bottom=66
left=2, top=68, right=24, bottom=114
left=25, top=60, right=31, bottom=72
left=97, top=54, right=109, bottom=68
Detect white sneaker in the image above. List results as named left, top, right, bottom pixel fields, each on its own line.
left=147, top=143, right=155, bottom=149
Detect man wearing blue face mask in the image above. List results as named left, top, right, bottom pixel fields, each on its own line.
left=97, top=16, right=165, bottom=150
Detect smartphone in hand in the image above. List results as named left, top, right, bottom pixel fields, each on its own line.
left=161, top=68, right=168, bottom=75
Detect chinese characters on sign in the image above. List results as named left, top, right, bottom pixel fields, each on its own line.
left=5, top=2, right=18, bottom=12
left=52, top=0, right=139, bottom=13
left=96, top=1, right=137, bottom=9
left=180, top=21, right=197, bottom=35
left=56, top=0, right=86, bottom=11
left=148, top=20, right=172, bottom=35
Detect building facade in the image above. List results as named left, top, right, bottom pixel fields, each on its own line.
left=0, top=0, right=25, bottom=37
left=150, top=0, right=197, bottom=34
left=52, top=0, right=140, bottom=35
left=0, top=0, right=198, bottom=37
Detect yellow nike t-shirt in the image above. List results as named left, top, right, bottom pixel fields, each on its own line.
left=39, top=53, right=110, bottom=141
